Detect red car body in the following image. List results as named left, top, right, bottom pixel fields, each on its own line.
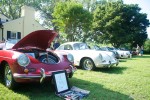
left=0, top=30, right=76, bottom=89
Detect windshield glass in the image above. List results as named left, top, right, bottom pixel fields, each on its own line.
left=7, top=39, right=20, bottom=44
left=4, top=39, right=20, bottom=50
left=93, top=45, right=103, bottom=50
left=73, top=43, right=89, bottom=50
left=108, top=47, right=115, bottom=50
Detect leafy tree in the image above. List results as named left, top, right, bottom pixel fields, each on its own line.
left=0, top=0, right=45, bottom=19
left=92, top=1, right=149, bottom=48
left=144, top=39, right=150, bottom=54
left=52, top=1, right=92, bottom=41
left=34, top=0, right=64, bottom=29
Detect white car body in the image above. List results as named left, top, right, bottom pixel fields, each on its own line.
left=101, top=47, right=132, bottom=59
left=116, top=49, right=132, bottom=58
left=55, top=42, right=119, bottom=70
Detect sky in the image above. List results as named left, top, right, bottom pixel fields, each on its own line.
left=123, top=0, right=150, bottom=38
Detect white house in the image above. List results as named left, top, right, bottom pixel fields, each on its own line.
left=0, top=5, right=45, bottom=41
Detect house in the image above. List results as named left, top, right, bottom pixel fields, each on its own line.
left=0, top=5, right=45, bottom=41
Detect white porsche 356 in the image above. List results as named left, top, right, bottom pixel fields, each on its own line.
left=55, top=42, right=119, bottom=70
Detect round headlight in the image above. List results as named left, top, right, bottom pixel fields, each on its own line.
left=67, top=54, right=74, bottom=63
left=17, top=54, right=30, bottom=67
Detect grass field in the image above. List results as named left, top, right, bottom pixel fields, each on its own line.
left=0, top=55, right=150, bottom=100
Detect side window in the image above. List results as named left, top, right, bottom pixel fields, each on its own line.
left=101, top=48, right=105, bottom=51
left=68, top=45, right=73, bottom=50
left=64, top=45, right=73, bottom=50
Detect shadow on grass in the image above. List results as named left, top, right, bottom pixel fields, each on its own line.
left=119, top=59, right=127, bottom=62
left=9, top=77, right=133, bottom=100
left=77, top=65, right=128, bottom=74
left=94, top=66, right=128, bottom=74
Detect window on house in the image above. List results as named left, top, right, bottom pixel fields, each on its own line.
left=7, top=31, right=21, bottom=40
left=11, top=32, right=16, bottom=39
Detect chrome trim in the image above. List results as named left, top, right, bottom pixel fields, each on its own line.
left=13, top=70, right=71, bottom=79
left=13, top=73, right=51, bottom=79
left=40, top=68, right=46, bottom=83
left=70, top=65, right=76, bottom=72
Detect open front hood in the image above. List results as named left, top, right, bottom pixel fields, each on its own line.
left=12, top=30, right=57, bottom=50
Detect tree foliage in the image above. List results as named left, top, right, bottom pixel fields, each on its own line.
left=144, top=39, right=150, bottom=54
left=52, top=1, right=92, bottom=41
left=92, top=1, right=149, bottom=48
left=0, top=0, right=45, bottom=19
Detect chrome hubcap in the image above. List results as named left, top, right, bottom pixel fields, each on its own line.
left=5, top=65, right=12, bottom=86
left=83, top=59, right=93, bottom=70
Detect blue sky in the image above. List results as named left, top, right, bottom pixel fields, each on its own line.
left=123, top=0, right=150, bottom=38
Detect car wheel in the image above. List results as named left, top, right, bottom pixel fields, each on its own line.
left=4, top=64, right=17, bottom=89
left=81, top=58, right=96, bottom=70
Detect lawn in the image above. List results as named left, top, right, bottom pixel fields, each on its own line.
left=0, top=55, right=150, bottom=100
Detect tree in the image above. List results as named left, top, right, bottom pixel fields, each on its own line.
left=0, top=0, right=45, bottom=19
left=52, top=1, right=92, bottom=41
left=144, top=39, right=150, bottom=54
left=92, top=1, right=149, bottom=48
left=34, top=0, right=64, bottom=29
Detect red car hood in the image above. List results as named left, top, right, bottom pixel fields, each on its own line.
left=12, top=30, right=57, bottom=50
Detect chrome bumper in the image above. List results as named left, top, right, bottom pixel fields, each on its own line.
left=96, top=60, right=119, bottom=68
left=13, top=67, right=76, bottom=83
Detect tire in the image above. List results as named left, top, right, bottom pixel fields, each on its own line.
left=81, top=58, right=96, bottom=70
left=4, top=64, right=17, bottom=89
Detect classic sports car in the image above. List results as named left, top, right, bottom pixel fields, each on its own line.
left=55, top=42, right=119, bottom=70
left=91, top=45, right=120, bottom=59
left=0, top=30, right=76, bottom=89
left=112, top=48, right=132, bottom=58
left=99, top=47, right=131, bottom=59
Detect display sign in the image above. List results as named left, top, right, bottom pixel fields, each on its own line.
left=52, top=70, right=70, bottom=94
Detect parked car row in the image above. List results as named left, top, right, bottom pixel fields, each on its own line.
left=55, top=42, right=119, bottom=70
left=91, top=45, right=120, bottom=59
left=0, top=30, right=131, bottom=90
left=92, top=46, right=132, bottom=59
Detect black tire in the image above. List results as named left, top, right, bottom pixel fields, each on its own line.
left=4, top=64, right=17, bottom=89
left=81, top=58, right=96, bottom=70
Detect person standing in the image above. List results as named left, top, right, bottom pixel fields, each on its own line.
left=53, top=39, right=60, bottom=50
left=136, top=44, right=140, bottom=55
left=140, top=45, right=144, bottom=56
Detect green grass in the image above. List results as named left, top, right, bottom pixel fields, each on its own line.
left=0, top=55, right=150, bottom=100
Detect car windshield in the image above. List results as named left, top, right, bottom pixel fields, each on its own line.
left=93, top=45, right=103, bottom=50
left=4, top=39, right=20, bottom=49
left=73, top=43, right=89, bottom=50
left=7, top=39, right=20, bottom=44
left=108, top=47, right=115, bottom=50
